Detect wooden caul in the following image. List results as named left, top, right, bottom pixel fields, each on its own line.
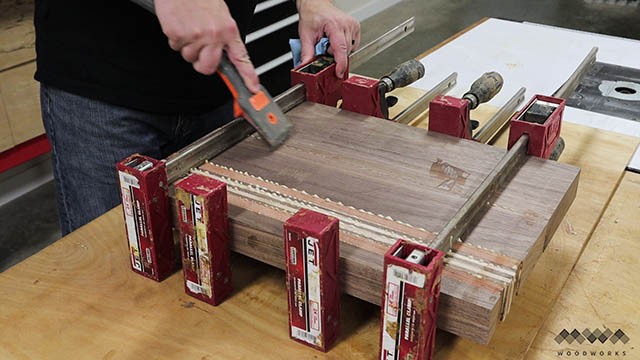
left=195, top=101, right=580, bottom=344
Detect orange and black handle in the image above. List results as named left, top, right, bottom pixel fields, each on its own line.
left=217, top=54, right=292, bottom=148
left=130, top=0, right=292, bottom=148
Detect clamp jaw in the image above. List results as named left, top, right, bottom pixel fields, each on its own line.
left=290, top=55, right=348, bottom=107
left=341, top=59, right=425, bottom=119
left=428, top=72, right=504, bottom=139
left=291, top=56, right=425, bottom=120
left=508, top=95, right=565, bottom=160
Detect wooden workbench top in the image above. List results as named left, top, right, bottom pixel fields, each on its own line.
left=528, top=171, right=640, bottom=359
left=0, top=207, right=381, bottom=359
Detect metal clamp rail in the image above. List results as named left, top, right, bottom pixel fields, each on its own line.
left=393, top=72, right=458, bottom=125
left=165, top=85, right=305, bottom=183
left=473, top=87, right=526, bottom=144
left=553, top=47, right=598, bottom=99
left=430, top=135, right=529, bottom=253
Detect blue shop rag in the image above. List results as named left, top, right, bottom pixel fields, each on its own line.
left=289, top=38, right=330, bottom=67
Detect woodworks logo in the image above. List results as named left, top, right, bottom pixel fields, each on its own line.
left=554, top=328, right=632, bottom=358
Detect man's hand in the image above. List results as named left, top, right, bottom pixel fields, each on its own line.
left=155, top=0, right=260, bottom=93
left=296, top=0, right=360, bottom=78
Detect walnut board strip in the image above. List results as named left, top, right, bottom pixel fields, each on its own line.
left=197, top=101, right=580, bottom=343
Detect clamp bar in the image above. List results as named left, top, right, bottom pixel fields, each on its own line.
left=349, top=18, right=415, bottom=70
left=393, top=72, right=457, bottom=125
left=552, top=47, right=598, bottom=99
left=430, top=134, right=529, bottom=253
left=473, top=87, right=526, bottom=144
left=166, top=84, right=306, bottom=183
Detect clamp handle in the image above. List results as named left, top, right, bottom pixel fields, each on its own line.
left=463, top=72, right=504, bottom=109
left=380, top=59, right=426, bottom=93
left=217, top=54, right=292, bottom=148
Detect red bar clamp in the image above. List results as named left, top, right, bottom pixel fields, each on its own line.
left=291, top=55, right=348, bottom=107
left=508, top=95, right=565, bottom=159
left=341, top=76, right=387, bottom=118
left=342, top=59, right=425, bottom=120
left=175, top=173, right=233, bottom=306
left=428, top=72, right=503, bottom=139
left=379, top=239, right=444, bottom=360
left=428, top=96, right=472, bottom=139
left=284, top=208, right=340, bottom=352
left=117, top=154, right=177, bottom=281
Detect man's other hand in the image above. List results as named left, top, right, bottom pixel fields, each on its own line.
left=155, top=0, right=260, bottom=93
left=296, top=0, right=360, bottom=78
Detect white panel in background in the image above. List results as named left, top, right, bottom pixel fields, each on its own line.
left=246, top=14, right=299, bottom=44
left=412, top=18, right=640, bottom=170
left=254, top=0, right=289, bottom=14
left=413, top=18, right=640, bottom=107
left=564, top=107, right=640, bottom=138
left=256, top=53, right=293, bottom=75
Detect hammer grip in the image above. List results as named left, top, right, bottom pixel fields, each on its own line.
left=381, top=59, right=425, bottom=92
left=463, top=71, right=504, bottom=109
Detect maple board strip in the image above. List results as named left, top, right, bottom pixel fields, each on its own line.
left=198, top=101, right=579, bottom=343
left=196, top=164, right=435, bottom=244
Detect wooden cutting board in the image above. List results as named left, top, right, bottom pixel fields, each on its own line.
left=196, top=101, right=580, bottom=343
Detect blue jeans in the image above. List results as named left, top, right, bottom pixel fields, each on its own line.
left=40, top=84, right=233, bottom=235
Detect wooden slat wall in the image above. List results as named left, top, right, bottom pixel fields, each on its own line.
left=0, top=86, right=13, bottom=152
left=0, top=0, right=41, bottom=153
left=0, top=62, right=42, bottom=146
left=0, top=0, right=35, bottom=72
